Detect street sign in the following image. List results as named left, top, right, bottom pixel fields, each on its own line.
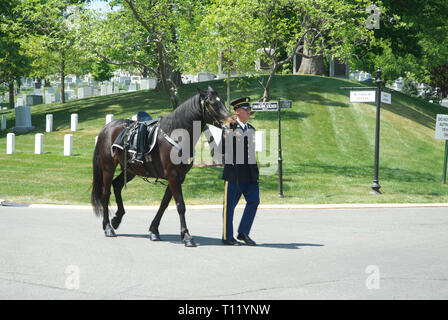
left=251, top=101, right=279, bottom=111
left=350, top=90, right=376, bottom=103
left=435, top=114, right=448, bottom=140
left=251, top=100, right=292, bottom=111
left=381, top=92, right=391, bottom=104
left=279, top=100, right=292, bottom=109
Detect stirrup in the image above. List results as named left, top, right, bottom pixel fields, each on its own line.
left=130, top=154, right=144, bottom=164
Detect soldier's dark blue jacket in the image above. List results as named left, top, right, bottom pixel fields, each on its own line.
left=221, top=121, right=259, bottom=183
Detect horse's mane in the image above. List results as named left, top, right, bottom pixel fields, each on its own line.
left=159, top=93, right=202, bottom=134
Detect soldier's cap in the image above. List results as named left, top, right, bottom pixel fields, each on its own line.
left=231, top=97, right=251, bottom=110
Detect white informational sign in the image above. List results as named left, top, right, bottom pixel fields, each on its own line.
left=381, top=92, right=391, bottom=104
left=350, top=91, right=376, bottom=103
left=435, top=114, right=448, bottom=140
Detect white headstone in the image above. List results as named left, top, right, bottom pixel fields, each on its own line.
left=1, top=115, right=6, bottom=130
left=440, top=99, right=448, bottom=108
left=46, top=114, right=53, bottom=132
left=95, top=136, right=98, bottom=145
left=64, top=134, right=73, bottom=156
left=106, top=114, right=114, bottom=124
left=45, top=93, right=54, bottom=104
left=140, top=78, right=157, bottom=90
left=71, top=113, right=78, bottom=131
left=197, top=72, right=215, bottom=82
left=35, top=133, right=44, bottom=154
left=78, top=86, right=93, bottom=99
left=6, top=133, right=15, bottom=154
left=100, top=85, right=113, bottom=96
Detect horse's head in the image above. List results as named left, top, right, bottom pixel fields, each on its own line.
left=198, top=86, right=236, bottom=130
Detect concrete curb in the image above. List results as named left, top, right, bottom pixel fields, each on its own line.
left=1, top=199, right=448, bottom=210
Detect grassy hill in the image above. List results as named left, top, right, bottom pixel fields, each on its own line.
left=1, top=75, right=448, bottom=205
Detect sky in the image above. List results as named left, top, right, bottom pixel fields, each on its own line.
left=87, top=0, right=112, bottom=13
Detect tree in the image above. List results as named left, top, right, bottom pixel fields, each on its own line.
left=12, top=0, right=90, bottom=104
left=0, top=0, right=32, bottom=108
left=248, top=0, right=377, bottom=101
left=181, top=0, right=259, bottom=109
left=81, top=0, right=196, bottom=109
left=352, top=0, right=448, bottom=83
left=429, top=64, right=448, bottom=99
left=91, top=59, right=114, bottom=83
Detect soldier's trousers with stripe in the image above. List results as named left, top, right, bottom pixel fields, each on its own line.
left=222, top=181, right=260, bottom=241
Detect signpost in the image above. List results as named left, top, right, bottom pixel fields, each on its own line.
left=435, top=114, right=448, bottom=183
left=341, top=67, right=389, bottom=194
left=251, top=100, right=292, bottom=198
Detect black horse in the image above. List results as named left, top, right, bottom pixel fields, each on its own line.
left=91, top=86, right=235, bottom=247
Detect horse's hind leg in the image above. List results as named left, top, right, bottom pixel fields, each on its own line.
left=149, top=186, right=172, bottom=241
left=111, top=170, right=136, bottom=230
left=102, top=164, right=117, bottom=237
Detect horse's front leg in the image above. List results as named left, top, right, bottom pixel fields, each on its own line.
left=168, top=174, right=196, bottom=247
left=148, top=186, right=172, bottom=241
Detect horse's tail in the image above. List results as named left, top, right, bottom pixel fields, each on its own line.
left=91, top=143, right=103, bottom=217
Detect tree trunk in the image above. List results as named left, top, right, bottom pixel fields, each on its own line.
left=156, top=42, right=180, bottom=110
left=60, top=54, right=66, bottom=104
left=298, top=46, right=326, bottom=76
left=8, top=81, right=14, bottom=109
left=262, top=64, right=279, bottom=102
left=226, top=68, right=231, bottom=111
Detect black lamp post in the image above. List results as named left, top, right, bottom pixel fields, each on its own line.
left=371, top=67, right=382, bottom=195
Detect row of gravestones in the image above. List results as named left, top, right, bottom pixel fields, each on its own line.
left=7, top=78, right=159, bottom=108
left=5, top=132, right=76, bottom=156
left=2, top=113, right=145, bottom=156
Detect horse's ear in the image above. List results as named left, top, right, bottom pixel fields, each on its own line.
left=197, top=88, right=207, bottom=97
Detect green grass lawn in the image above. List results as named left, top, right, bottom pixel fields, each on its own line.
left=1, top=75, right=448, bottom=205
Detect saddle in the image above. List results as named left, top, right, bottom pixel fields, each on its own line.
left=112, top=111, right=161, bottom=163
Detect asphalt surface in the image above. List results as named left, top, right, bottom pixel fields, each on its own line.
left=0, top=205, right=447, bottom=299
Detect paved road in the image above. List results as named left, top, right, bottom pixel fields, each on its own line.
left=0, top=206, right=447, bottom=299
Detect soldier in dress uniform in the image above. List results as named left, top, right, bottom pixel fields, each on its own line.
left=221, top=97, right=259, bottom=246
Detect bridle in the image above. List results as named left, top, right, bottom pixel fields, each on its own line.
left=200, top=96, right=226, bottom=130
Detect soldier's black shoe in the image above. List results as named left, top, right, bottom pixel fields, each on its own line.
left=222, top=238, right=242, bottom=246
left=237, top=233, right=256, bottom=246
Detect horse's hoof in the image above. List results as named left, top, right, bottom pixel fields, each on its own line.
left=104, top=227, right=116, bottom=237
left=149, top=232, right=161, bottom=241
left=184, top=238, right=197, bottom=247
left=111, top=217, right=121, bottom=230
